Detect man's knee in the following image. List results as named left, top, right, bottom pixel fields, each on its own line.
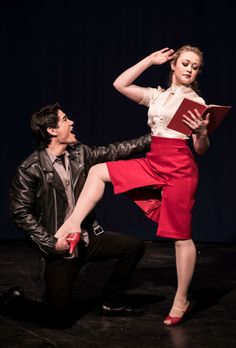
left=125, top=236, right=145, bottom=258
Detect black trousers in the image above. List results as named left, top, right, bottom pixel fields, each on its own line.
left=44, top=230, right=145, bottom=321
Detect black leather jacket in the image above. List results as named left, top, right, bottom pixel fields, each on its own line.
left=9, top=134, right=151, bottom=255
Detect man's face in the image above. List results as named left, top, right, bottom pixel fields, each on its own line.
left=53, top=109, right=77, bottom=145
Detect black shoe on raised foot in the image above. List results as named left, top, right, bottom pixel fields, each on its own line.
left=101, top=304, right=145, bottom=317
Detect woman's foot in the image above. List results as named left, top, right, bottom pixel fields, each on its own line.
left=163, top=301, right=191, bottom=326
left=66, top=233, right=81, bottom=254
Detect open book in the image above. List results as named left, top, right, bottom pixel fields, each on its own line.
left=167, top=98, right=232, bottom=136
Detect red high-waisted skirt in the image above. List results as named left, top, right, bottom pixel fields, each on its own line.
left=106, top=136, right=199, bottom=239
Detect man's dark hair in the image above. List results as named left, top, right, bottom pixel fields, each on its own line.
left=30, top=102, right=60, bottom=149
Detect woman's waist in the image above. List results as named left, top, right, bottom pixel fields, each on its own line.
left=148, top=135, right=193, bottom=160
left=151, top=135, right=189, bottom=145
left=150, top=124, right=189, bottom=141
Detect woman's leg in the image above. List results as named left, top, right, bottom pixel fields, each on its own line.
left=55, top=163, right=111, bottom=238
left=164, top=239, right=196, bottom=324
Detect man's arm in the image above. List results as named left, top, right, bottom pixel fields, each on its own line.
left=9, top=166, right=62, bottom=254
left=83, top=133, right=151, bottom=168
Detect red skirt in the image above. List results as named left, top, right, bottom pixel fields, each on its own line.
left=106, top=136, right=199, bottom=239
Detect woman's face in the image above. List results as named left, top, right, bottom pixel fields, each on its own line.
left=171, top=51, right=201, bottom=86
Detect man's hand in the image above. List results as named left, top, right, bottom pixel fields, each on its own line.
left=55, top=236, right=70, bottom=251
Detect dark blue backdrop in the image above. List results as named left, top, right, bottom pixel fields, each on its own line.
left=1, top=0, right=235, bottom=242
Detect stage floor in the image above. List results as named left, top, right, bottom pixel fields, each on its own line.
left=0, top=240, right=236, bottom=348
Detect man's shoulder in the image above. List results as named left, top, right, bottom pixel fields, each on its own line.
left=20, top=150, right=41, bottom=169
left=67, top=142, right=90, bottom=157
left=68, top=142, right=86, bottom=151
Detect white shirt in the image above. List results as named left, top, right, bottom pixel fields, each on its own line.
left=140, top=85, right=206, bottom=139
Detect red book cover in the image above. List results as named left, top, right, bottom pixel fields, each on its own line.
left=167, top=98, right=231, bottom=136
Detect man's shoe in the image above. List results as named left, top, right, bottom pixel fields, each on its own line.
left=0, top=286, right=25, bottom=306
left=101, top=304, right=145, bottom=317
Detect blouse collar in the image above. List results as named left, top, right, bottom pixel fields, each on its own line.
left=169, top=85, right=192, bottom=94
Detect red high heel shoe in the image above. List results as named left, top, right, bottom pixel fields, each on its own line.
left=163, top=302, right=192, bottom=326
left=66, top=233, right=81, bottom=254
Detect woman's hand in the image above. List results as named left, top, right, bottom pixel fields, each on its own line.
left=182, top=109, right=210, bottom=136
left=185, top=109, right=210, bottom=155
left=149, top=47, right=175, bottom=65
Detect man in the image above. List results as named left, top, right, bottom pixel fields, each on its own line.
left=8, top=102, right=151, bottom=328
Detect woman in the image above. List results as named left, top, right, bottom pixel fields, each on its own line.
left=56, top=45, right=210, bottom=326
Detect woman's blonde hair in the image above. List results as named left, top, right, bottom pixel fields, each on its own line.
left=169, top=45, right=204, bottom=93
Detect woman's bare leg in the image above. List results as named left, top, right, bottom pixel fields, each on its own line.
left=164, top=239, right=196, bottom=324
left=55, top=163, right=111, bottom=238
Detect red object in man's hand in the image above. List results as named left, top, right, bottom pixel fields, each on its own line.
left=66, top=233, right=80, bottom=254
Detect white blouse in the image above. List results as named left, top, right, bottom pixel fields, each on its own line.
left=140, top=85, right=206, bottom=139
